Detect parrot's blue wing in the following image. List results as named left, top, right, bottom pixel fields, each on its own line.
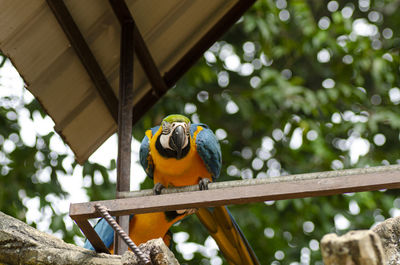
left=139, top=126, right=159, bottom=179
left=84, top=218, right=114, bottom=251
left=191, top=123, right=222, bottom=180
left=84, top=215, right=135, bottom=252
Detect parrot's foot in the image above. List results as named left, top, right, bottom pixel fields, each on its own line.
left=198, top=178, right=211, bottom=190
left=153, top=182, right=165, bottom=195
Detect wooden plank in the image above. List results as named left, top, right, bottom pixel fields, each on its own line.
left=109, top=0, right=168, bottom=97
left=70, top=165, right=400, bottom=220
left=133, top=24, right=168, bottom=98
left=73, top=219, right=110, bottom=254
left=108, top=0, right=135, bottom=254
left=115, top=16, right=133, bottom=199
left=115, top=19, right=134, bottom=256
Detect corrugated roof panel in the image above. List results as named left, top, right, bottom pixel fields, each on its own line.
left=0, top=0, right=245, bottom=163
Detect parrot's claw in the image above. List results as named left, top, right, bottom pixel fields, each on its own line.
left=198, top=178, right=211, bottom=190
left=153, top=183, right=165, bottom=195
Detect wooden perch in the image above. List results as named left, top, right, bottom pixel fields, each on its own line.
left=71, top=165, right=400, bottom=220
left=321, top=216, right=400, bottom=265
left=0, top=211, right=179, bottom=265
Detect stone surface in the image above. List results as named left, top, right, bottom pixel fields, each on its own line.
left=122, top=238, right=179, bottom=265
left=372, top=217, right=400, bottom=265
left=320, top=216, right=400, bottom=265
left=321, top=230, right=386, bottom=265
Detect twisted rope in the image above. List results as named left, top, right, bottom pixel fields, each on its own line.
left=94, top=203, right=152, bottom=265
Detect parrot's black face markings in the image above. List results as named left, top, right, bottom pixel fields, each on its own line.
left=156, top=123, right=190, bottom=159
left=156, top=137, right=190, bottom=159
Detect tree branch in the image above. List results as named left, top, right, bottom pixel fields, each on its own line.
left=0, top=211, right=179, bottom=265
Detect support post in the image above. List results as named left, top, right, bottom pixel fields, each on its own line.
left=113, top=0, right=134, bottom=255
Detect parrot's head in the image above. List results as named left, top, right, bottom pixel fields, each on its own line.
left=157, top=114, right=191, bottom=159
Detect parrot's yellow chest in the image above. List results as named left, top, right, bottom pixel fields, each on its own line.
left=109, top=211, right=187, bottom=253
left=148, top=127, right=212, bottom=187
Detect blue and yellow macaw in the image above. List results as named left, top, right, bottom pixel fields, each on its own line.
left=85, top=114, right=259, bottom=264
left=140, top=114, right=259, bottom=265
left=140, top=114, right=220, bottom=193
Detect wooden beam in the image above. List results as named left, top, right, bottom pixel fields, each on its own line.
left=46, top=0, right=119, bottom=123
left=74, top=219, right=110, bottom=254
left=133, top=25, right=168, bottom=98
left=70, top=165, right=400, bottom=220
left=109, top=0, right=168, bottom=99
left=108, top=0, right=135, bottom=255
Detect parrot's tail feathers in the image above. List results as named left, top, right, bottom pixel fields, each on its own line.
left=230, top=211, right=261, bottom=265
left=163, top=230, right=173, bottom=248
left=196, top=207, right=260, bottom=265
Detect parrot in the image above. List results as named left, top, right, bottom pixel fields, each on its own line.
left=140, top=114, right=260, bottom=265
left=84, top=210, right=194, bottom=254
left=84, top=114, right=259, bottom=264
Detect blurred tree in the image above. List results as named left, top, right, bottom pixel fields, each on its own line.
left=1, top=0, right=400, bottom=264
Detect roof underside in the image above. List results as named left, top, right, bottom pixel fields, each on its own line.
left=0, top=0, right=252, bottom=163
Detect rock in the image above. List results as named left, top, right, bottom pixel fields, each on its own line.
left=372, top=217, right=400, bottom=265
left=122, top=238, right=179, bottom=265
left=321, top=230, right=386, bottom=265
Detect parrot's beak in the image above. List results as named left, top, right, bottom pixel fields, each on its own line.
left=170, top=125, right=186, bottom=159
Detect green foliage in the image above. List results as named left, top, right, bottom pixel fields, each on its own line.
left=1, top=0, right=400, bottom=264
left=132, top=0, right=400, bottom=263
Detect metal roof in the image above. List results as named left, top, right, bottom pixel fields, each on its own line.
left=0, top=0, right=254, bottom=163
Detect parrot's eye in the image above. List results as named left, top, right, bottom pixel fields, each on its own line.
left=162, top=121, right=171, bottom=134
left=186, top=122, right=191, bottom=136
